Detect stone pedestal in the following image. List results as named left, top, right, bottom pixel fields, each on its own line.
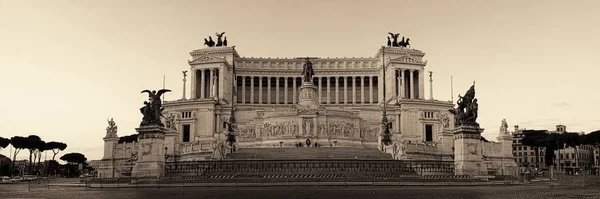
left=437, top=130, right=454, bottom=156
left=452, top=125, right=487, bottom=176
left=298, top=81, right=319, bottom=138
left=164, top=129, right=178, bottom=156
left=298, top=81, right=318, bottom=109
left=132, top=124, right=167, bottom=178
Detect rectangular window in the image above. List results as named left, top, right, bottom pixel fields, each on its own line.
left=183, top=124, right=191, bottom=142
left=425, top=124, right=433, bottom=142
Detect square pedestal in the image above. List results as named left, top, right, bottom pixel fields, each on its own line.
left=131, top=124, right=167, bottom=178
left=452, top=125, right=488, bottom=176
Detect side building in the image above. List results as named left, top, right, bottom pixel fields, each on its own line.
left=512, top=124, right=597, bottom=171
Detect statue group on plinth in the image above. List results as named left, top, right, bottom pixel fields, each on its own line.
left=387, top=32, right=411, bottom=48
left=204, top=32, right=228, bottom=47
left=140, top=89, right=171, bottom=126
left=448, top=83, right=479, bottom=127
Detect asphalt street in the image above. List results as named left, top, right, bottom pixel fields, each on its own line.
left=2, top=183, right=600, bottom=199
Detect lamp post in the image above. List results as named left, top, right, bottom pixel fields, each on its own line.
left=224, top=46, right=238, bottom=153
left=380, top=46, right=392, bottom=150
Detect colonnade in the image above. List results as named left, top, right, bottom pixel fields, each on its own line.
left=189, top=68, right=423, bottom=102
left=235, top=76, right=381, bottom=104
left=393, top=69, right=421, bottom=99
left=191, top=68, right=220, bottom=99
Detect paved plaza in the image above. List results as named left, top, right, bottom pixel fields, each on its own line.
left=2, top=182, right=600, bottom=199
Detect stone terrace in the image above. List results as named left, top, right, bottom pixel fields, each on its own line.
left=225, top=147, right=394, bottom=160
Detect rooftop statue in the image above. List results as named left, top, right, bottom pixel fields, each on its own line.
left=204, top=32, right=227, bottom=47
left=140, top=89, right=171, bottom=126
left=388, top=32, right=400, bottom=47
left=386, top=33, right=411, bottom=48
left=106, top=118, right=118, bottom=137
left=299, top=57, right=316, bottom=83
left=448, top=83, right=479, bottom=127
left=500, top=119, right=509, bottom=135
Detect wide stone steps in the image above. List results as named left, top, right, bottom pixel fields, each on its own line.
left=226, top=147, right=393, bottom=160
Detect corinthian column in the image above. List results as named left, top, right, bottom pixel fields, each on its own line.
left=326, top=77, right=331, bottom=104
left=241, top=76, right=246, bottom=104
left=429, top=71, right=433, bottom=100
left=284, top=77, right=288, bottom=104
left=199, top=70, right=204, bottom=99
left=267, top=76, right=271, bottom=104
left=335, top=77, right=340, bottom=104
left=409, top=70, right=414, bottom=99
left=275, top=77, right=280, bottom=104
left=250, top=76, right=255, bottom=103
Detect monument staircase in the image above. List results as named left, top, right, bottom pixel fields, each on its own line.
left=225, top=147, right=394, bottom=160
left=153, top=146, right=491, bottom=184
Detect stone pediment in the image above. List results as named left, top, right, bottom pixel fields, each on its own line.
left=188, top=55, right=226, bottom=65
left=389, top=56, right=427, bottom=66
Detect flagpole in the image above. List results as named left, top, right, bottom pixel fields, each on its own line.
left=162, top=75, right=166, bottom=102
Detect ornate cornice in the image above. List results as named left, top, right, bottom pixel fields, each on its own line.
left=374, top=47, right=426, bottom=58
left=389, top=55, right=427, bottom=66
left=236, top=57, right=380, bottom=71
left=189, top=46, right=240, bottom=58
left=188, top=55, right=227, bottom=65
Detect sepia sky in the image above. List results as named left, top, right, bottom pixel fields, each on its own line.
left=1, top=0, right=599, bottom=161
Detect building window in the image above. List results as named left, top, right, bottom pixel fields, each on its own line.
left=513, top=147, right=516, bottom=151
left=424, top=112, right=434, bottom=119
left=182, top=111, right=192, bottom=119
left=425, top=124, right=433, bottom=142
left=530, top=152, right=534, bottom=156
left=182, top=124, right=191, bottom=142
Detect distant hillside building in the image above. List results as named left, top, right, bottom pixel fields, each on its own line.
left=512, top=124, right=596, bottom=171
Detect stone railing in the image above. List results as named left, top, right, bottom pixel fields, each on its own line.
left=164, top=159, right=454, bottom=176
left=404, top=142, right=439, bottom=155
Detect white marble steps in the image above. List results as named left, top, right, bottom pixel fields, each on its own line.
left=225, top=147, right=393, bottom=160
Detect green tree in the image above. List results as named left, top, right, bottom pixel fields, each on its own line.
left=25, top=135, right=43, bottom=174
left=45, top=141, right=67, bottom=176
left=60, top=153, right=87, bottom=177
left=9, top=136, right=28, bottom=177
left=46, top=142, right=67, bottom=161
left=0, top=137, right=10, bottom=150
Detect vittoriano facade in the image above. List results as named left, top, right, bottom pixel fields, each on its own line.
left=97, top=38, right=517, bottom=178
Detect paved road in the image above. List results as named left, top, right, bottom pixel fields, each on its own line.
left=2, top=184, right=600, bottom=199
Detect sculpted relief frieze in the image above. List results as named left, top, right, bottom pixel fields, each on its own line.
left=260, top=121, right=299, bottom=137
left=318, top=121, right=360, bottom=138
left=238, top=125, right=258, bottom=139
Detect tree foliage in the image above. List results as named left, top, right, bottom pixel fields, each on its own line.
left=582, top=130, right=600, bottom=146
left=0, top=137, right=10, bottom=149
left=118, top=134, right=138, bottom=143
left=60, top=153, right=87, bottom=164
left=46, top=141, right=68, bottom=160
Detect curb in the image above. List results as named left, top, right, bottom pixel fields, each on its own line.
left=78, top=181, right=524, bottom=188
